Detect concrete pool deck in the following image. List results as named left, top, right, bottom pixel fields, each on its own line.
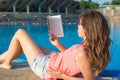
left=0, top=62, right=119, bottom=80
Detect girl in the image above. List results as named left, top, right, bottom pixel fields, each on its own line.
left=0, top=10, right=111, bottom=80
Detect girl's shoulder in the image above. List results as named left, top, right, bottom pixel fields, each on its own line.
left=74, top=42, right=87, bottom=59
left=75, top=47, right=90, bottom=69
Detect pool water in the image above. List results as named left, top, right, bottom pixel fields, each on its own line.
left=0, top=22, right=120, bottom=78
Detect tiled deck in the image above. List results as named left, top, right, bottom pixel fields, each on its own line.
left=0, top=62, right=119, bottom=80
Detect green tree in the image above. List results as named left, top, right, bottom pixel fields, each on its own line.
left=79, top=0, right=99, bottom=10
left=111, top=0, right=120, bottom=5
left=90, top=2, right=99, bottom=9
left=102, top=2, right=110, bottom=5
left=88, top=0, right=92, bottom=2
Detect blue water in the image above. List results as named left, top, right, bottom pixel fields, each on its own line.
left=0, top=22, right=120, bottom=78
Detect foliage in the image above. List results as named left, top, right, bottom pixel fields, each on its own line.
left=78, top=0, right=99, bottom=10
left=102, top=0, right=120, bottom=5
left=111, top=0, right=120, bottom=5
left=111, top=5, right=115, bottom=9
left=102, top=2, right=110, bottom=5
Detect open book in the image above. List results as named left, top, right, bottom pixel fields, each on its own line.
left=47, top=15, right=64, bottom=37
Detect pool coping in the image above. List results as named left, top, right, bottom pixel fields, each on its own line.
left=0, top=61, right=120, bottom=80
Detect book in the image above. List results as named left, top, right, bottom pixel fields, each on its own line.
left=47, top=15, right=64, bottom=37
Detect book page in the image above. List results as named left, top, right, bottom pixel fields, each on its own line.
left=48, top=15, right=64, bottom=37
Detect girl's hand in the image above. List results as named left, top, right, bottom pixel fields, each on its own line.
left=49, top=34, right=60, bottom=47
left=48, top=69, right=64, bottom=79
left=49, top=34, right=66, bottom=52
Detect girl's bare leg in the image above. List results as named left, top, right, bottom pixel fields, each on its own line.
left=0, top=46, right=23, bottom=63
left=0, top=29, right=49, bottom=69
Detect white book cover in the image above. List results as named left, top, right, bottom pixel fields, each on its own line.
left=47, top=15, right=64, bottom=37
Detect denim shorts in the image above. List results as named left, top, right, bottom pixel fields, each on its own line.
left=31, top=53, right=52, bottom=78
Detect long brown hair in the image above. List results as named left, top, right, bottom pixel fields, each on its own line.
left=79, top=10, right=111, bottom=75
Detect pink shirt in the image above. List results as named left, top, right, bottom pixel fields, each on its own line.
left=48, top=44, right=83, bottom=78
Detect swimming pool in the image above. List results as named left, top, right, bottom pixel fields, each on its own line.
left=0, top=21, right=120, bottom=78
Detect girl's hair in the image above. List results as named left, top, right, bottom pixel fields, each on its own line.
left=79, top=10, right=111, bottom=75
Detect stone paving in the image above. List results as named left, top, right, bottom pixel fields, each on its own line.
left=0, top=62, right=39, bottom=80
left=0, top=62, right=120, bottom=80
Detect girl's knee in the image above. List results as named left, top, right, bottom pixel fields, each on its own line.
left=17, top=29, right=26, bottom=33
left=15, top=29, right=27, bottom=37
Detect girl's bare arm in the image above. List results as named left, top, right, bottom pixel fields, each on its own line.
left=49, top=34, right=67, bottom=52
